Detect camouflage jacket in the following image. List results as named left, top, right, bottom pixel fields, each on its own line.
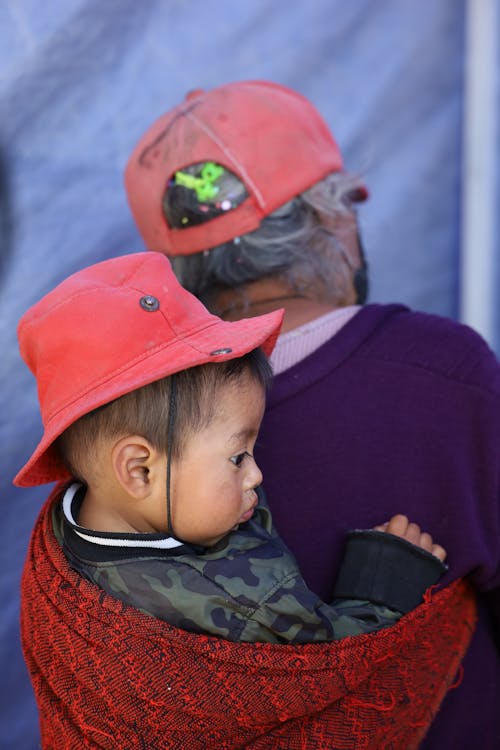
left=54, top=483, right=443, bottom=644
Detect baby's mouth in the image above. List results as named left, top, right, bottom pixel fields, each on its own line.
left=239, top=498, right=257, bottom=523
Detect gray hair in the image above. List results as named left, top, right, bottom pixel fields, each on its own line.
left=172, top=171, right=365, bottom=311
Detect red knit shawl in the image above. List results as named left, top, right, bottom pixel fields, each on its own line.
left=21, top=487, right=476, bottom=750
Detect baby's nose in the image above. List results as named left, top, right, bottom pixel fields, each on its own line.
left=245, top=456, right=263, bottom=490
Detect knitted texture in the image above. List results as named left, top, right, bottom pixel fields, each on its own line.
left=21, top=488, right=476, bottom=750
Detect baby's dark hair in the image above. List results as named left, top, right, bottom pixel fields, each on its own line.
left=57, top=347, right=272, bottom=483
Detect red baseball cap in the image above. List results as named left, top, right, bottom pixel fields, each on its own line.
left=14, top=251, right=283, bottom=487
left=125, top=80, right=367, bottom=256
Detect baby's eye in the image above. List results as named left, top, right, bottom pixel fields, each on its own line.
left=230, top=451, right=250, bottom=467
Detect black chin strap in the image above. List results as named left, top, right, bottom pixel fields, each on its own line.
left=166, top=374, right=176, bottom=537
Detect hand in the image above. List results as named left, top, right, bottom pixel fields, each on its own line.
left=373, top=514, right=446, bottom=563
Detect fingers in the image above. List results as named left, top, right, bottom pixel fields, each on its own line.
left=430, top=544, right=447, bottom=562
left=374, top=514, right=447, bottom=562
left=417, top=532, right=434, bottom=554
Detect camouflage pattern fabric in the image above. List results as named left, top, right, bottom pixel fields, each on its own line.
left=55, top=493, right=400, bottom=643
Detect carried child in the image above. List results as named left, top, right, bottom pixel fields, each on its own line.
left=16, top=252, right=473, bottom=748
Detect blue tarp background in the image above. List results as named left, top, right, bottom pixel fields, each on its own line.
left=0, top=2, right=498, bottom=747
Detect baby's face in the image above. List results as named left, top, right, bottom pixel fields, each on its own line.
left=168, top=373, right=266, bottom=546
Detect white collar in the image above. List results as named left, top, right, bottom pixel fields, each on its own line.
left=62, top=483, right=184, bottom=550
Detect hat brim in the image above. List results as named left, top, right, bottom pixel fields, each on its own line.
left=14, top=308, right=283, bottom=487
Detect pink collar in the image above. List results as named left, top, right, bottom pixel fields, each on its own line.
left=270, top=306, right=360, bottom=374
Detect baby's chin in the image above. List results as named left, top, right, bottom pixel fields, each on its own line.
left=198, top=514, right=255, bottom=547
left=196, top=530, right=233, bottom=548
left=206, top=524, right=243, bottom=547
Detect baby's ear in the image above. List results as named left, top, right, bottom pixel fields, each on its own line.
left=111, top=436, right=159, bottom=498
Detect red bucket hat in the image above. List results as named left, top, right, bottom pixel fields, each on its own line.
left=124, top=80, right=367, bottom=257
left=14, top=251, right=283, bottom=487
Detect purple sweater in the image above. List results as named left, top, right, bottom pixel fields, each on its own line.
left=255, top=303, right=500, bottom=750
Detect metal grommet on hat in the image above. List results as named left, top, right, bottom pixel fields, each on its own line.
left=14, top=252, right=284, bottom=488
left=139, top=295, right=160, bottom=312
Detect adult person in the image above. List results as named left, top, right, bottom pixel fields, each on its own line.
left=124, top=80, right=500, bottom=749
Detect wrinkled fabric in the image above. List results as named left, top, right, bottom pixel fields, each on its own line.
left=21, top=487, right=476, bottom=750
left=256, top=302, right=500, bottom=748
left=57, top=485, right=404, bottom=643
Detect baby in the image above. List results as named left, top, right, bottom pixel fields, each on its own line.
left=15, top=251, right=446, bottom=643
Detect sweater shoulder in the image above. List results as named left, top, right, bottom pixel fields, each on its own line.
left=357, top=306, right=500, bottom=394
